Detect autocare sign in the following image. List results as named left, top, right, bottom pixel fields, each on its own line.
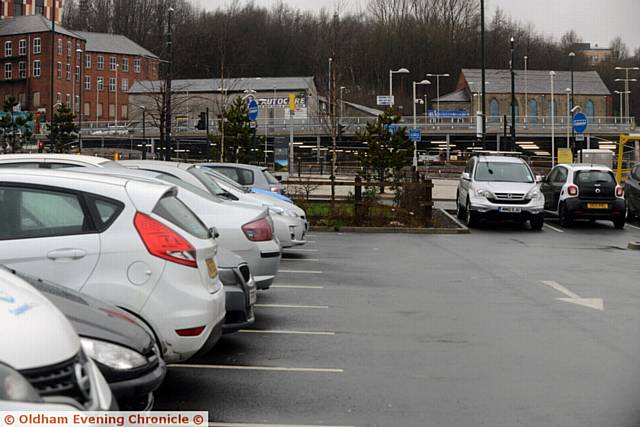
left=573, top=112, right=588, bottom=134
left=257, top=95, right=307, bottom=109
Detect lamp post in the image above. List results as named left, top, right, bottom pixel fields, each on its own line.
left=389, top=68, right=410, bottom=107
left=509, top=37, right=516, bottom=150
left=76, top=48, right=83, bottom=152
left=550, top=71, right=556, bottom=167
left=614, top=90, right=628, bottom=122
left=412, top=79, right=431, bottom=167
left=568, top=52, right=576, bottom=154
left=615, top=66, right=639, bottom=123
left=480, top=0, right=487, bottom=147
left=114, top=62, right=119, bottom=127
left=339, top=86, right=347, bottom=124
left=565, top=88, right=571, bottom=148
left=95, top=77, right=101, bottom=128
left=524, top=55, right=528, bottom=123
left=426, top=73, right=450, bottom=123
left=165, top=6, right=174, bottom=161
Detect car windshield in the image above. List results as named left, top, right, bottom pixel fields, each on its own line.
left=188, top=167, right=228, bottom=197
left=204, top=168, right=250, bottom=193
left=156, top=173, right=222, bottom=203
left=474, top=162, right=534, bottom=183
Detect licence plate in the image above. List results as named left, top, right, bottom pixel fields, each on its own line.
left=206, top=258, right=218, bottom=279
left=499, top=207, right=522, bottom=213
left=587, top=203, right=609, bottom=209
left=249, top=288, right=257, bottom=305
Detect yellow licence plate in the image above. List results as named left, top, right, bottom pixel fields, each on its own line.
left=206, top=258, right=218, bottom=279
left=587, top=203, right=609, bottom=209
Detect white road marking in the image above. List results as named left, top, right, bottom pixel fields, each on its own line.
left=281, top=258, right=319, bottom=262
left=238, top=329, right=335, bottom=336
left=255, top=303, right=329, bottom=309
left=543, top=223, right=565, bottom=233
left=304, top=234, right=317, bottom=237
left=626, top=223, right=640, bottom=231
left=541, top=281, right=604, bottom=311
left=272, top=285, right=324, bottom=289
left=170, top=364, right=343, bottom=373
left=283, top=248, right=319, bottom=252
left=279, top=270, right=323, bottom=274
left=305, top=240, right=317, bottom=244
left=209, top=423, right=354, bottom=427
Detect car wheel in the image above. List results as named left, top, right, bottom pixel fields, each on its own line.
left=530, top=214, right=544, bottom=231
left=456, top=193, right=465, bottom=220
left=465, top=199, right=478, bottom=228
left=613, top=217, right=626, bottom=229
left=559, top=203, right=573, bottom=228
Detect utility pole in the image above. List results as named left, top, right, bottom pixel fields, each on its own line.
left=330, top=56, right=337, bottom=206
left=76, top=48, right=83, bottom=153
left=480, top=0, right=487, bottom=148
left=164, top=7, right=174, bottom=161
left=569, top=52, right=576, bottom=154
left=510, top=37, right=516, bottom=150
left=49, top=0, right=56, bottom=129
left=219, top=63, right=225, bottom=162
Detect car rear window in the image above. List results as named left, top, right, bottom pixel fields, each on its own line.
left=152, top=194, right=209, bottom=240
left=189, top=167, right=228, bottom=197
left=215, top=167, right=254, bottom=186
left=575, top=170, right=615, bottom=185
left=263, top=169, right=279, bottom=185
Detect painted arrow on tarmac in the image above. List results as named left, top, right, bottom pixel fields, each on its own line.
left=541, top=281, right=604, bottom=311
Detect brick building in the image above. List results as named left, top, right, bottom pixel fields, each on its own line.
left=1, top=0, right=63, bottom=24
left=0, top=14, right=158, bottom=128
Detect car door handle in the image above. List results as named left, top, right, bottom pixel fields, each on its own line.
left=47, top=249, right=87, bottom=261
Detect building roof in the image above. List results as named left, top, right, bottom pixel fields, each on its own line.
left=129, top=77, right=316, bottom=94
left=433, top=89, right=470, bottom=103
left=343, top=100, right=384, bottom=116
left=0, top=14, right=80, bottom=38
left=74, top=31, right=158, bottom=58
left=461, top=69, right=611, bottom=96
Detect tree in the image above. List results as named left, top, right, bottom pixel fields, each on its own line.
left=0, top=96, right=33, bottom=154
left=357, top=109, right=411, bottom=192
left=221, top=96, right=261, bottom=163
left=46, top=104, right=79, bottom=153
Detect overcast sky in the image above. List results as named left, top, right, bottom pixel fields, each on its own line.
left=196, top=0, right=640, bottom=51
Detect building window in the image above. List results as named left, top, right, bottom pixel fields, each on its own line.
left=33, top=38, right=41, bottom=54
left=585, top=99, right=595, bottom=118
left=84, top=75, right=91, bottom=90
left=97, top=103, right=103, bottom=118
left=109, top=104, right=115, bottom=118
left=84, top=102, right=90, bottom=117
left=110, top=56, right=117, bottom=71
left=152, top=63, right=156, bottom=79
left=121, top=105, right=128, bottom=120
left=121, top=79, right=128, bottom=92
left=75, top=96, right=80, bottom=112
left=14, top=0, right=23, bottom=16
left=4, top=41, right=12, bottom=57
left=489, top=98, right=500, bottom=122
left=33, top=92, right=40, bottom=107
left=97, top=55, right=104, bottom=70
left=122, top=57, right=129, bottom=72
left=33, top=60, right=41, bottom=77
left=67, top=41, right=72, bottom=57
left=18, top=61, right=26, bottom=79
left=75, top=65, right=80, bottom=81
left=35, top=0, right=44, bottom=15
left=85, top=54, right=91, bottom=69
left=66, top=94, right=71, bottom=107
left=97, top=77, right=104, bottom=91
left=109, top=77, right=116, bottom=92
left=527, top=99, right=538, bottom=124
left=18, top=39, right=26, bottom=56
left=134, top=58, right=141, bottom=73
left=56, top=93, right=61, bottom=105
left=57, top=62, right=62, bottom=79
left=548, top=100, right=557, bottom=118
left=4, top=63, right=12, bottom=80
left=57, top=38, right=62, bottom=55
left=66, top=63, right=71, bottom=80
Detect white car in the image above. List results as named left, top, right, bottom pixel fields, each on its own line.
left=0, top=153, right=122, bottom=169
left=0, top=168, right=226, bottom=363
left=0, top=268, right=114, bottom=410
left=456, top=155, right=545, bottom=230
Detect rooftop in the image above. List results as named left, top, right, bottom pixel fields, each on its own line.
left=0, top=14, right=79, bottom=38
left=129, top=77, right=316, bottom=94
left=74, top=31, right=158, bottom=58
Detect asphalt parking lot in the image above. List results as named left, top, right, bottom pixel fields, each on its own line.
left=156, top=220, right=640, bottom=427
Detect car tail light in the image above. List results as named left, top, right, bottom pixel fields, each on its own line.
left=616, top=186, right=624, bottom=197
left=242, top=218, right=273, bottom=242
left=134, top=212, right=197, bottom=268
left=567, top=185, right=579, bottom=197
left=175, top=326, right=205, bottom=337
left=270, top=187, right=281, bottom=193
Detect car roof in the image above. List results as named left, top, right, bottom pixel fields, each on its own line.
left=119, top=160, right=194, bottom=171
left=0, top=153, right=116, bottom=166
left=0, top=167, right=134, bottom=187
left=560, top=163, right=613, bottom=171
left=200, top=162, right=266, bottom=172
left=475, top=156, right=525, bottom=164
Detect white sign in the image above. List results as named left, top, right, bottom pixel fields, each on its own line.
left=377, top=95, right=394, bottom=106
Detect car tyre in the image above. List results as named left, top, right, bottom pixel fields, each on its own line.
left=613, top=217, right=626, bottom=230
left=465, top=199, right=478, bottom=228
left=559, top=203, right=573, bottom=228
left=456, top=193, right=465, bottom=220
left=530, top=214, right=544, bottom=231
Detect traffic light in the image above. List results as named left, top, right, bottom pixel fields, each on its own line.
left=196, top=112, right=207, bottom=130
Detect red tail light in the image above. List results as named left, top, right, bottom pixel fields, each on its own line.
left=242, top=218, right=273, bottom=242
left=134, top=212, right=197, bottom=268
left=175, top=326, right=205, bottom=337
left=270, top=187, right=281, bottom=193
left=616, top=186, right=624, bottom=197
left=567, top=185, right=579, bottom=197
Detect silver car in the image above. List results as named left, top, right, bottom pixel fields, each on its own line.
left=200, top=163, right=285, bottom=194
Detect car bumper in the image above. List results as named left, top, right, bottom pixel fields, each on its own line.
left=236, top=240, right=281, bottom=290
left=469, top=197, right=544, bottom=216
left=222, top=284, right=256, bottom=334
left=565, top=198, right=626, bottom=219
left=108, top=359, right=166, bottom=410
left=274, top=217, right=307, bottom=248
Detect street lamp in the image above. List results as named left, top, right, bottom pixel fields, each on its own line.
left=389, top=68, right=410, bottom=107
left=565, top=88, right=571, bottom=148
left=339, top=86, right=347, bottom=123
left=550, top=71, right=556, bottom=167
left=614, top=90, right=629, bottom=122
left=615, top=66, right=639, bottom=123
left=412, top=79, right=431, bottom=167
left=480, top=0, right=487, bottom=147
left=426, top=73, right=450, bottom=123
left=569, top=52, right=575, bottom=152
left=76, top=48, right=83, bottom=152
left=509, top=37, right=516, bottom=150
left=114, top=62, right=119, bottom=127
left=524, top=55, right=529, bottom=122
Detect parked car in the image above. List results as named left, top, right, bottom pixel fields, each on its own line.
left=0, top=153, right=122, bottom=169
left=217, top=248, right=257, bottom=334
left=0, top=267, right=114, bottom=410
left=119, top=160, right=282, bottom=289
left=624, top=163, right=640, bottom=221
left=456, top=155, right=545, bottom=229
left=541, top=163, right=626, bottom=228
left=7, top=268, right=166, bottom=410
left=251, top=186, right=294, bottom=203
left=0, top=168, right=226, bottom=362
left=200, top=163, right=285, bottom=194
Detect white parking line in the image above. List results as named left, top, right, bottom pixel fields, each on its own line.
left=209, top=423, right=354, bottom=427
left=255, top=303, right=329, bottom=309
left=170, top=364, right=343, bottom=373
left=272, top=285, right=324, bottom=289
left=281, top=258, right=319, bottom=262
left=626, top=223, right=640, bottom=231
left=304, top=234, right=317, bottom=238
left=279, top=270, right=323, bottom=274
left=305, top=240, right=317, bottom=244
left=544, top=223, right=565, bottom=233
left=283, top=248, right=319, bottom=252
left=238, top=329, right=335, bottom=336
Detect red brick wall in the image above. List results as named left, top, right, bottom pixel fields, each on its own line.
left=1, top=0, right=63, bottom=24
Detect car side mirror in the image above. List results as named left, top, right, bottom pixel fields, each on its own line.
left=462, top=172, right=470, bottom=181
left=275, top=175, right=283, bottom=182
left=208, top=227, right=220, bottom=239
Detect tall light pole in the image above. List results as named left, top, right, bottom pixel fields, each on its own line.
left=509, top=37, right=516, bottom=150
left=76, top=48, right=83, bottom=152
left=114, top=62, right=119, bottom=127
left=426, top=73, right=450, bottom=123
left=614, top=90, right=628, bottom=122
left=49, top=0, right=56, bottom=129
left=550, top=71, right=556, bottom=168
left=165, top=6, right=174, bottom=161
left=412, top=79, right=431, bottom=167
left=565, top=88, right=571, bottom=148
left=95, top=77, right=101, bottom=128
left=480, top=0, right=487, bottom=148
left=389, top=68, right=410, bottom=107
left=524, top=55, right=529, bottom=123
left=339, top=86, right=347, bottom=124
left=615, top=66, right=639, bottom=123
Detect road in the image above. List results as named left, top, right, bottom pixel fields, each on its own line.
left=156, top=220, right=640, bottom=427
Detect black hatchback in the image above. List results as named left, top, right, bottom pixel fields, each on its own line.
left=624, top=164, right=640, bottom=221
left=8, top=268, right=166, bottom=410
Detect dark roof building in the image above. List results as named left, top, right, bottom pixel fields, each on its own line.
left=74, top=31, right=158, bottom=59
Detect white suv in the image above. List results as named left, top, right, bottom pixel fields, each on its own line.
left=0, top=169, right=225, bottom=363
left=456, top=155, right=545, bottom=230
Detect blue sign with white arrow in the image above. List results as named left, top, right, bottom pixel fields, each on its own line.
left=384, top=124, right=400, bottom=134
left=409, top=128, right=422, bottom=142
left=248, top=99, right=259, bottom=122
left=573, top=112, right=588, bottom=134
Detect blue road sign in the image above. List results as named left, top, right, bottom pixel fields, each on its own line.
left=409, top=128, right=422, bottom=142
left=384, top=123, right=400, bottom=134
left=573, top=112, right=588, bottom=134
left=248, top=99, right=259, bottom=121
